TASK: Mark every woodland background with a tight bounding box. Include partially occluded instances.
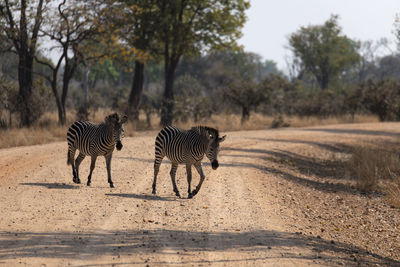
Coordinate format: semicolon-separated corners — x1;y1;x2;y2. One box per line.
1;1;400;130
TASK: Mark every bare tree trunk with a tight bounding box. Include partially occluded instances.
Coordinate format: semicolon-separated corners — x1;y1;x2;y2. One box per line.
127;61;145;121
62;58;77;122
145;111;151;128
18;54;34;127
82;66;89;107
160;59;178;126
241;106;250;124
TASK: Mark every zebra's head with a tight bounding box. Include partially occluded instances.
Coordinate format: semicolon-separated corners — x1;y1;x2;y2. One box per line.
105;113;128;151
205;128;226;170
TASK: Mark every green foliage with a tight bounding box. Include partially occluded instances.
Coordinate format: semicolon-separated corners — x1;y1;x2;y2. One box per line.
289;15;360;90
155;0;249;125
155;0;249;57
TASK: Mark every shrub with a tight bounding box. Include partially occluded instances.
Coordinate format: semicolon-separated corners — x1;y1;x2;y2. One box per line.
360;79;400;121
346;145;400;202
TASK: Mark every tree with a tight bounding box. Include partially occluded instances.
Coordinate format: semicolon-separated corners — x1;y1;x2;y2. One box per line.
156;0;249;126
37;0;116;124
114;0;156;121
376;55;400;81
223;80;265;123
288;15;360;90
0;0;49;126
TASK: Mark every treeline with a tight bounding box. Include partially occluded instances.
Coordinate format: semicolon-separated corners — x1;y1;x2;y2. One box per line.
1;2;400;129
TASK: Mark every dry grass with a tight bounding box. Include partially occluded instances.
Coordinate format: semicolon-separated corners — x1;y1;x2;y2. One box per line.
138;113;378;132
285;114;378;127
0;111;379;149
385;181;400;208
0;126;66;149
346;145;400;208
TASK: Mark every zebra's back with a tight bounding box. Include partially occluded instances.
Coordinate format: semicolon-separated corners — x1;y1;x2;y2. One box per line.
67;121;113;156
155;126;207;164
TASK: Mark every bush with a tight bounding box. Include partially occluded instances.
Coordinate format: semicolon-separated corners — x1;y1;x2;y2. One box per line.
347;145;400;196
0;77;52;127
360;79;400;121
173;75;213;123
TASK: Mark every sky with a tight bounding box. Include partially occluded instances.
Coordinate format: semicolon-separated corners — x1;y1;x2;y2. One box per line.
238;0;400;71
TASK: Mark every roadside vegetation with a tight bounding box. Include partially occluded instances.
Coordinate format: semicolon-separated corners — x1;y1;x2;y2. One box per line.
346;144;400;208
0;110;378;149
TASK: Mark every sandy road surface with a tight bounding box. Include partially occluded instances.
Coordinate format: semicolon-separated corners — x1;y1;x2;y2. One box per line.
0;123;399;266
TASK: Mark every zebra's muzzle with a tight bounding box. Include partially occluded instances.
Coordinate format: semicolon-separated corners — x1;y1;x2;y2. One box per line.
116;141;123;151
211;160;219;170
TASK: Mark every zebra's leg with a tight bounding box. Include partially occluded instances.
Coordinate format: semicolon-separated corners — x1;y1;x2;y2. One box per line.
170;162;180;197
87;155;97;186
152;157;163;194
105;154;114;188
192;162;205;196
68;148;77;181
186;164;193;199
74;152;86;184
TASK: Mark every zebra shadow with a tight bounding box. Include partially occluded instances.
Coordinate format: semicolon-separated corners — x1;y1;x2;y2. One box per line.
118;157;154;163
20;182;79;190
106;193;177;202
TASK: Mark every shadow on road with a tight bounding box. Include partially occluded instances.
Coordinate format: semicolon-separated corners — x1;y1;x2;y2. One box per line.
245;137;352;153
0;229;397;266
106;193;177;202
20;182;78;190
221;146;364;196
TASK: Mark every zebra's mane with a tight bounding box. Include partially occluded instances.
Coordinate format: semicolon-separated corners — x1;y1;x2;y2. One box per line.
191;126;219;138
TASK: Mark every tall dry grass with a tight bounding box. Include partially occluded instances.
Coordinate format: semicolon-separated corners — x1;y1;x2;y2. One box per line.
346;145;400;208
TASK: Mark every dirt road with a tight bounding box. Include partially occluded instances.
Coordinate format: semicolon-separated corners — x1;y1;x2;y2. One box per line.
0;123;399;266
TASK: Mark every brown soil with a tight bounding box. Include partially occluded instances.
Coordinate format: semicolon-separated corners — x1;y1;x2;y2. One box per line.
0;122;399;266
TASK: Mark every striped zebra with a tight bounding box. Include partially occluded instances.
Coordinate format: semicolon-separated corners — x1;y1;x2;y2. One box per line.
67;113;128;188
152;125;226;198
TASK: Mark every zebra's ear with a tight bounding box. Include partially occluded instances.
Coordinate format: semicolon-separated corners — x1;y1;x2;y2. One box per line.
219;135;226;143
120;115;128;124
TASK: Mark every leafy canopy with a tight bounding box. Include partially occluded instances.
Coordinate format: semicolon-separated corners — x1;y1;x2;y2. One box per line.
289;15;360;89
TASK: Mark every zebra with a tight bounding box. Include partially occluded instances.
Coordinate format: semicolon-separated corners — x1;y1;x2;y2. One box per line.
152;125;226;198
66;113;128;188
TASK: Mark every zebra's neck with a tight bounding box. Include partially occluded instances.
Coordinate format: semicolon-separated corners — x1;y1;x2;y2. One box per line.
191;126;219;138
99;123;116;143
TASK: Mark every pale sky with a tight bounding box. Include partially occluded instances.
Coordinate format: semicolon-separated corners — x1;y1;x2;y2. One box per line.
238;0;400;71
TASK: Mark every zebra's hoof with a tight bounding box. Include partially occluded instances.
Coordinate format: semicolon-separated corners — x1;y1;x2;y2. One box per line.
175;192;181;197
188;193;193;199
152;189;157;195
73;178;81;184
109;184;115;188
87;182;91;186
191;190;198;196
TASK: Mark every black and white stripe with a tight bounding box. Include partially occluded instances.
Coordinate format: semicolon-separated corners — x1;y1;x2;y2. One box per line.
67;113;127;188
152;125;226;198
